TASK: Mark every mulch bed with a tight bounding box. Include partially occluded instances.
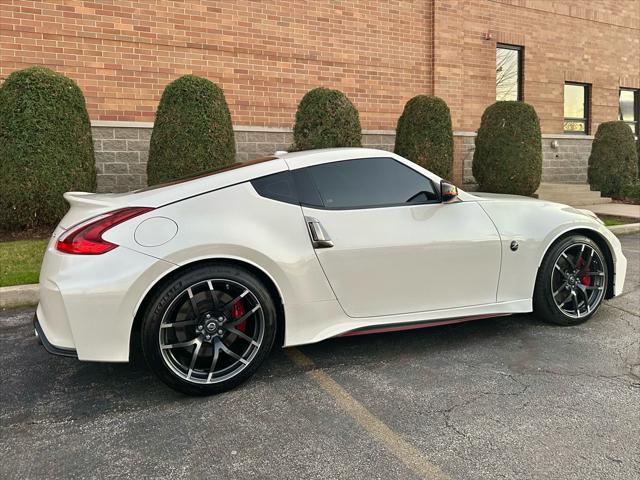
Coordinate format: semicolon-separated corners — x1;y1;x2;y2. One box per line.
0;228;52;243
611;197;640;205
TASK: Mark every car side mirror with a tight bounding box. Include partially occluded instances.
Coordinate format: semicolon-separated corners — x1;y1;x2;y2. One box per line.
440;180;458;202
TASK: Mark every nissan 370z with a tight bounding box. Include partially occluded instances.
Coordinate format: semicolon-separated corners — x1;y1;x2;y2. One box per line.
35;148;627;395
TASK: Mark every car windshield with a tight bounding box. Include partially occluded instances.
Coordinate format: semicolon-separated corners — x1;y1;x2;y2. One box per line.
135;156;278;192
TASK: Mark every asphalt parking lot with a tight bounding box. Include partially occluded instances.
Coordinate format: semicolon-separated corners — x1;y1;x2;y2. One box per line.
1;234;638;480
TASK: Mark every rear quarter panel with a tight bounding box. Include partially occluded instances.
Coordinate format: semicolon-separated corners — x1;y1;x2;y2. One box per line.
104;182;336;308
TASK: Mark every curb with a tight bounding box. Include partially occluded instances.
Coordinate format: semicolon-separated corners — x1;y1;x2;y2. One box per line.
0;224;638;310
608;223;640;236
0;284;39;310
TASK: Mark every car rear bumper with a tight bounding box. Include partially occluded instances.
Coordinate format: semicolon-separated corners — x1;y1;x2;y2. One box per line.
33;313;77;358
38;239;175;362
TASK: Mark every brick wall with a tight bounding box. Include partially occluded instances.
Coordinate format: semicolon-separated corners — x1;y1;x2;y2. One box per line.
0;1;431;130
436;0;640;133
1;1;638;134
1;0;637;192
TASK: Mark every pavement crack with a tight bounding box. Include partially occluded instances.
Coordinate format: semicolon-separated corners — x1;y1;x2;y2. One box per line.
430;373;532;441
605;454;624;465
603;302;640;319
514;367;639;387
4;417;76;429
442;411;469;439
433;397;476;441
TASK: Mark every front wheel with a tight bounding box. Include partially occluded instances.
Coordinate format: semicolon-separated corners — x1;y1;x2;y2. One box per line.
141;264;277;395
533;235;608;326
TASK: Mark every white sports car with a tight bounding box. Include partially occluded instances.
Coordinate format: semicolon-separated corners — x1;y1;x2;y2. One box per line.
36;148;627;395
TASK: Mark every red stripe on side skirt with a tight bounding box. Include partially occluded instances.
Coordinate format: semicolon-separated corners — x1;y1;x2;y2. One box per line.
340;314;512;337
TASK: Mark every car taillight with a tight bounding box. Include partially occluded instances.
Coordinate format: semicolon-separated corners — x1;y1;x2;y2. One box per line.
56;207;154;255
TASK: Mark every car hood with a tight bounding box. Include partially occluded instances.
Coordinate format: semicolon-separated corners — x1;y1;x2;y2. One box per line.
471;192;603;224
471;192;542;202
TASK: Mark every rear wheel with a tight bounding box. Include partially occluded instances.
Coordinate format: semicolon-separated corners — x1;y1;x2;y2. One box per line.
141;264;277;395
534;235;608;326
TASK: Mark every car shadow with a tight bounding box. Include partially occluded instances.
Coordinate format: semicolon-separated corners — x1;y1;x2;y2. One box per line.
5;311;546;424
290;312;546;369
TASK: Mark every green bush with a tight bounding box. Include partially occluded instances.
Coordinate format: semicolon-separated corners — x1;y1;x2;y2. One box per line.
587;121;638;197
394;95;453;179
618;181;640;203
472;101;542;196
148;75;235;185
636;137;640;174
0;67;96;232
292;87;361;151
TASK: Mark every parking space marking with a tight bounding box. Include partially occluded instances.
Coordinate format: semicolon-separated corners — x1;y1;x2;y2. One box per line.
286;347;449;480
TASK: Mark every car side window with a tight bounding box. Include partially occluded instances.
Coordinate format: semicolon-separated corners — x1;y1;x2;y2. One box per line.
251;171;298;205
296;157;439;209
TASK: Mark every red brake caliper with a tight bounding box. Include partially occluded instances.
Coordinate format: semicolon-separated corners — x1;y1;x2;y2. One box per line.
231;301;247;332
576;258;591;287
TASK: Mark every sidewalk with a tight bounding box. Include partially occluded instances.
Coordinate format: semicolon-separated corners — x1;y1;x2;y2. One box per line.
583;202;640;220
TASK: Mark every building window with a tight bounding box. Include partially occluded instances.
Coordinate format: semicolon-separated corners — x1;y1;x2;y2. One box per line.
619;88;639;136
564;82;590;134
496;44;523;101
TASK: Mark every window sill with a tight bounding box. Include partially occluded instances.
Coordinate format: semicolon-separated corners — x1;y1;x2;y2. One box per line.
559;132;594;139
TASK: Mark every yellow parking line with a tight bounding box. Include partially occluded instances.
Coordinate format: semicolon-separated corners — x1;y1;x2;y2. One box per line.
286;348;450;480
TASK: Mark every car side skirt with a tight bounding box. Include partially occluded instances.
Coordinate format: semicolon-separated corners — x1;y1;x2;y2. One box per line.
283;298;532;346
339;313;512;337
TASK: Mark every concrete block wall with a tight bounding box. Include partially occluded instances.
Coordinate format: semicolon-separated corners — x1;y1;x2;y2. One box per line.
91;124;397;193
459;134;478;186
541;137;593;184
92;126;151;192
462;134;594;186
362;132;396;152
234;129;293;163
91;123;594;193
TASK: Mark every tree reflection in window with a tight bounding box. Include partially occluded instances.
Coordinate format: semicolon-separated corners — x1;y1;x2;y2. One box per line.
619;89;638;136
496;45;522;101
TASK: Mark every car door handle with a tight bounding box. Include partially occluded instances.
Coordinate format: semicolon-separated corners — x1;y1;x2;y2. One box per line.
305;216;334;249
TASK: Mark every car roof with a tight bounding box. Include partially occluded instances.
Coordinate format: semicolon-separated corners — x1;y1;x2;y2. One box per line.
110;147;456;207
276;148;395;170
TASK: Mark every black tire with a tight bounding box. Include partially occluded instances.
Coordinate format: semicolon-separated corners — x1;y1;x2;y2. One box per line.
141;264;277;396
533;234;608;326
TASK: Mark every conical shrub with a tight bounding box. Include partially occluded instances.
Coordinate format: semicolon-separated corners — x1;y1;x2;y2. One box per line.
292;87;361;151
148;75;235;185
588;121;638;196
472;101;542;195
394;95;453;179
0;67;96;231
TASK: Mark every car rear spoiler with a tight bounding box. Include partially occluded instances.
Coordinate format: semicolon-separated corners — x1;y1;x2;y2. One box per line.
63;191;116;208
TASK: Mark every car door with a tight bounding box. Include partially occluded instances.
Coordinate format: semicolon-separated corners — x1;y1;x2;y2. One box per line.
293;157;502;318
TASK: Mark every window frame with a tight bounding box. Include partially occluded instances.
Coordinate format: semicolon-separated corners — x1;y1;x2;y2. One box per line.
619;88;639;136
563;81;591;135
294;157;442;211
496;43;524;102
